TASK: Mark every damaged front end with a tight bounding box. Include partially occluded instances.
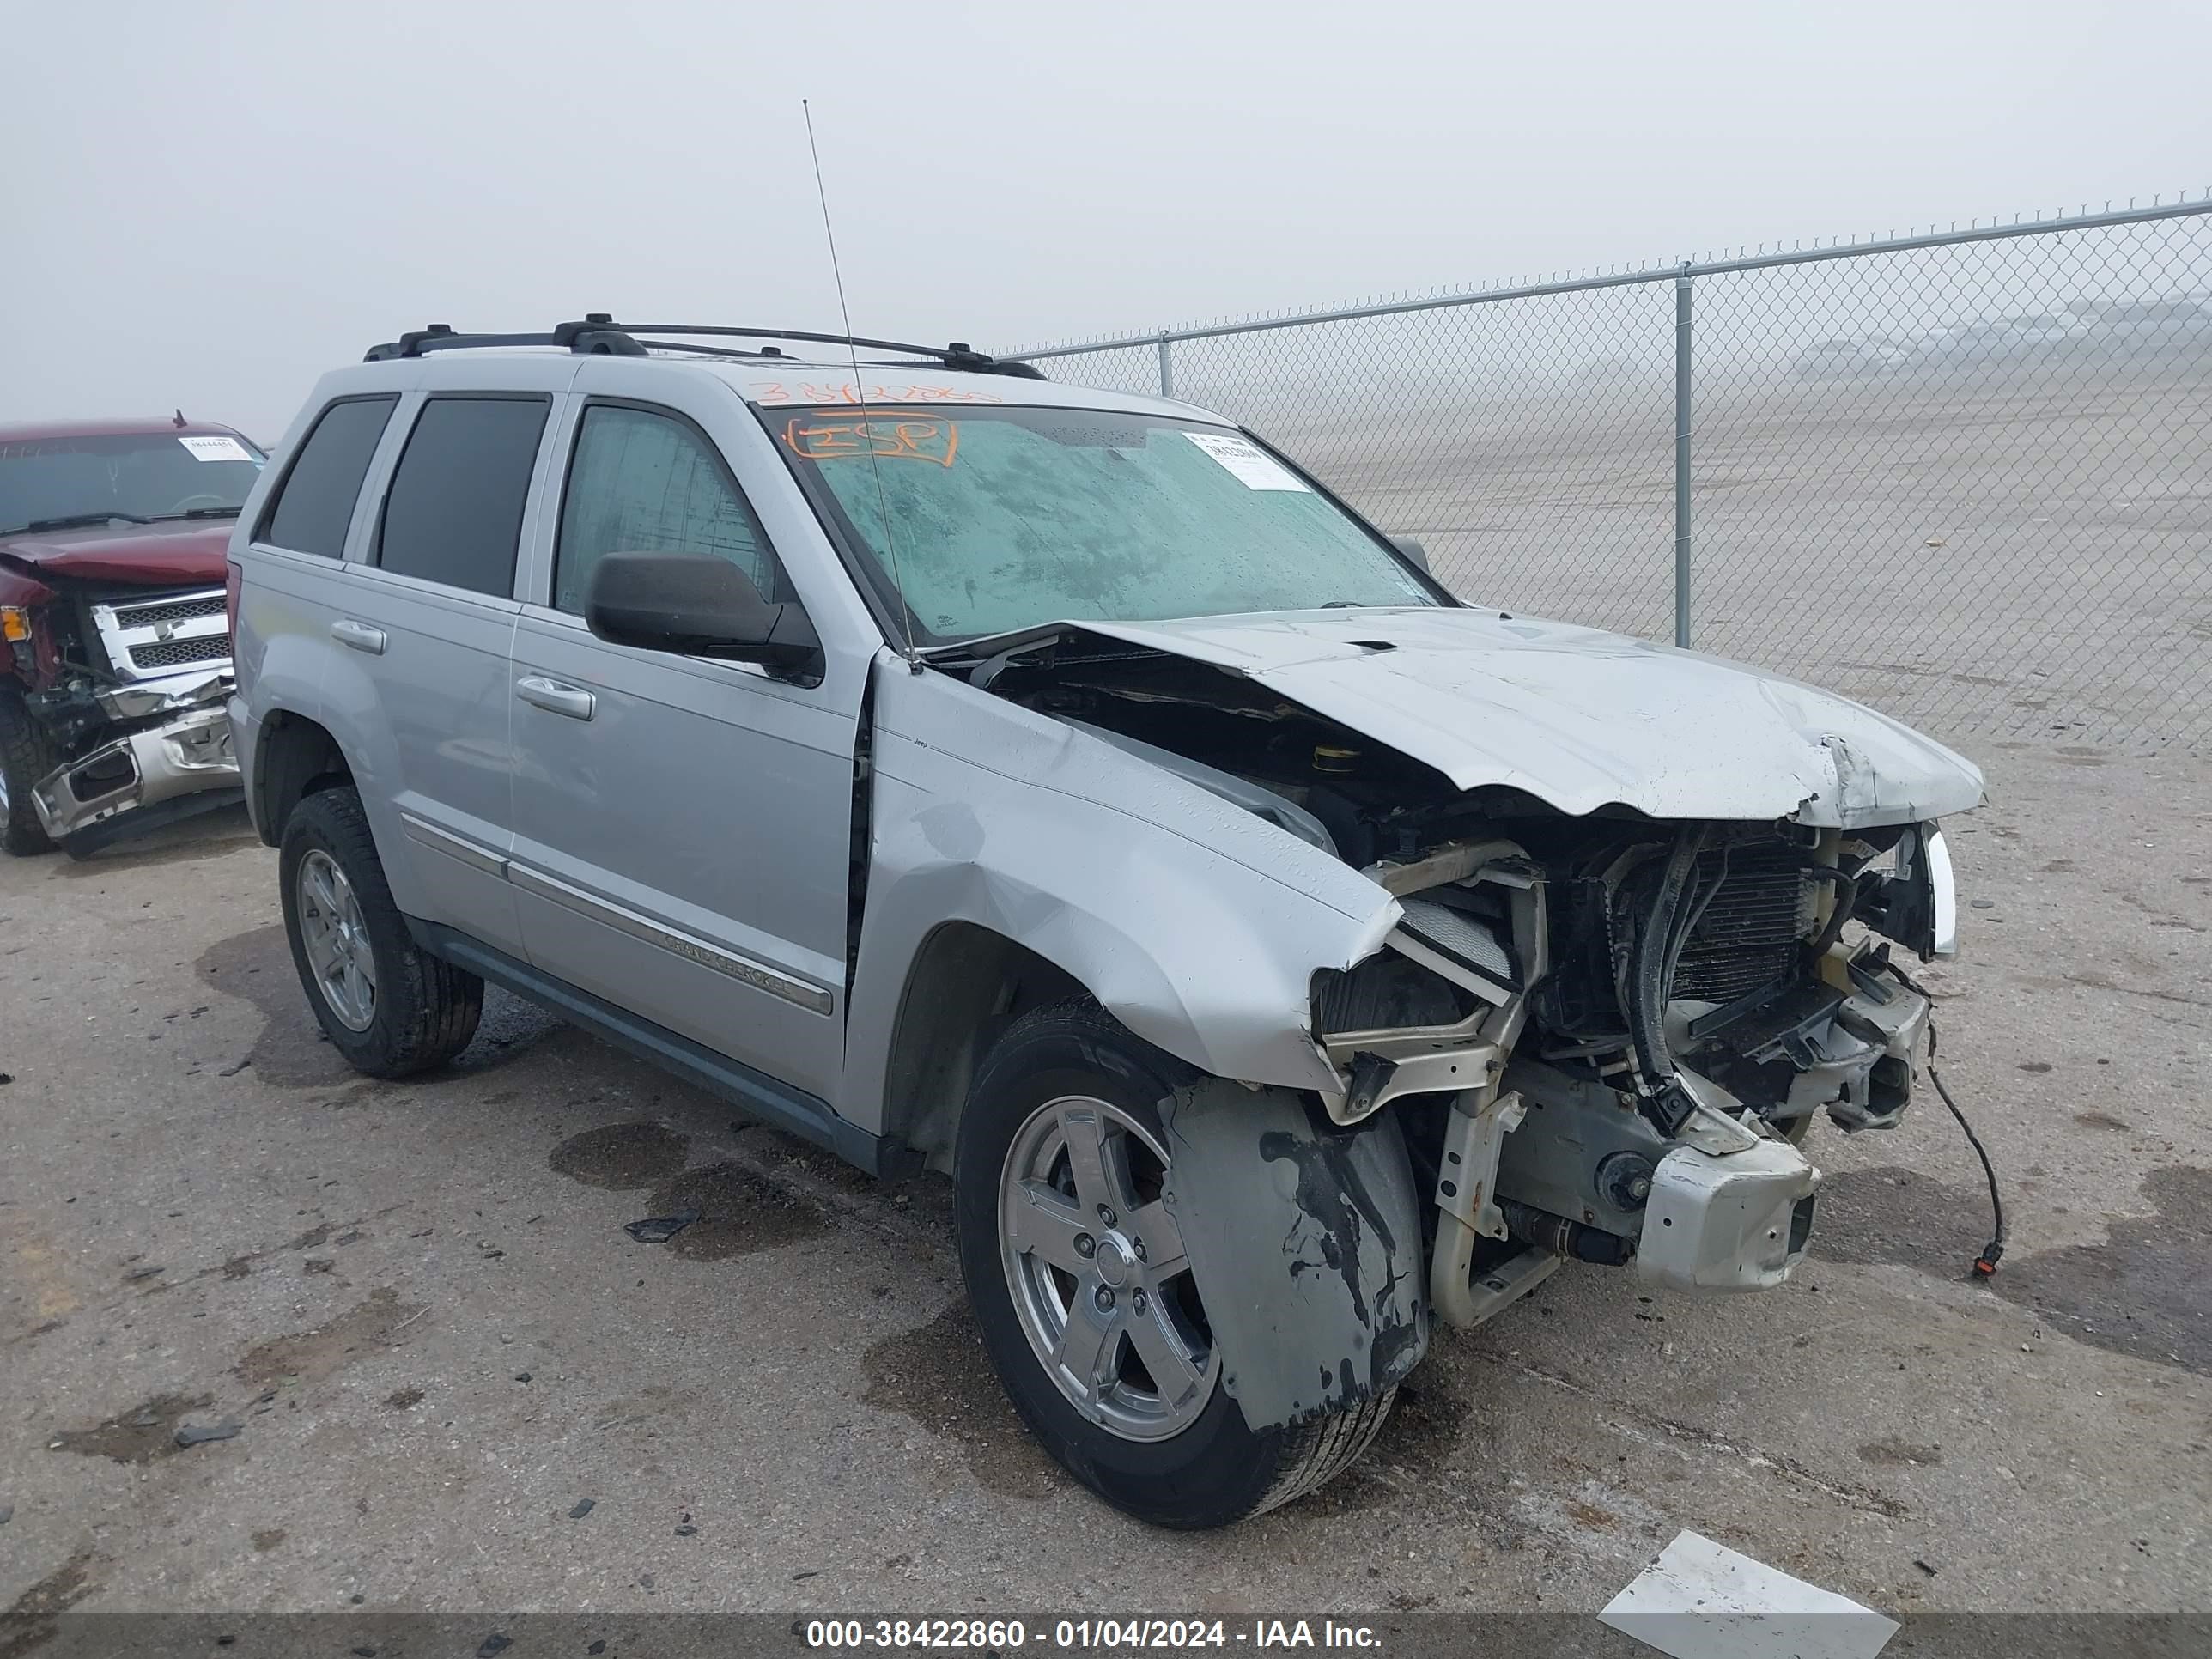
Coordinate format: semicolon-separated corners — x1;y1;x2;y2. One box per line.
1315;817;1953;1321
30;672;241;851
6;574;243;854
953;613;1976;1340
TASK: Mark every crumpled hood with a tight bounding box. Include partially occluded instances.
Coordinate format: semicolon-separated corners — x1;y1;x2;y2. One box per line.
1052;607;1984;828
0;519;233;586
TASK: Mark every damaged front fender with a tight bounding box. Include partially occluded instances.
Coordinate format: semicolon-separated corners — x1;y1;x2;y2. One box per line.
842;660;1403;1129
1159;1079;1428;1432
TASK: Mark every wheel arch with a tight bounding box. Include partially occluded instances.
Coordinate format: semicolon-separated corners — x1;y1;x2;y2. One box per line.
878;920;1086;1174
252;709;354;848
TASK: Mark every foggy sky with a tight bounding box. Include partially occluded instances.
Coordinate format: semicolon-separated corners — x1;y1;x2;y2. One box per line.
8;0;2208;436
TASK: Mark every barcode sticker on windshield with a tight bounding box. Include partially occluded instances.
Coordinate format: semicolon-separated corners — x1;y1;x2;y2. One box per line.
1184;432;1309;490
178;434;252;464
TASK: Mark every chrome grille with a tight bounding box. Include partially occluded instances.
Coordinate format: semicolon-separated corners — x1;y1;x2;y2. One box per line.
1671;842;1817;1003
89;586;230;684
111;593;226;630
128;635;233;671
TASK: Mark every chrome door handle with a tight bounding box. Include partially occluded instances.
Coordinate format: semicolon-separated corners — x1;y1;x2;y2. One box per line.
330;619;386;654
516;676;596;720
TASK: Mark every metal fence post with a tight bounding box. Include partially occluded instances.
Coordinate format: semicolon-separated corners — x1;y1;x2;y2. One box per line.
1673;263;1693;648
1157;331;1175;399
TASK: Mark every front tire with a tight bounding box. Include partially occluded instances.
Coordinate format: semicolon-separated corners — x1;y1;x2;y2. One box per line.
955;1000;1393;1528
0;682;62;856
278;787;482;1076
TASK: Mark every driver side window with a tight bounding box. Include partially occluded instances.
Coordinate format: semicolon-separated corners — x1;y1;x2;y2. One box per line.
554;404;776;615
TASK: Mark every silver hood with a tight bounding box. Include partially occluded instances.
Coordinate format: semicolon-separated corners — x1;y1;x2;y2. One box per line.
1022;607;1984;828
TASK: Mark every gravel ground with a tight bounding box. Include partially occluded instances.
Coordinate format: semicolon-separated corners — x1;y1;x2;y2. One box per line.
1;740;2206;1623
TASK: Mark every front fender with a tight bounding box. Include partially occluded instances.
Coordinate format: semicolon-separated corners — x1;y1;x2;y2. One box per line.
1160;1079;1428;1431
839;664;1401;1131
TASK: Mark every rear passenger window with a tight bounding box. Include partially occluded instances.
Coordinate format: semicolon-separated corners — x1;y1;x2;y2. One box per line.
376;396;550;599
553;404;775;615
261;396;397;557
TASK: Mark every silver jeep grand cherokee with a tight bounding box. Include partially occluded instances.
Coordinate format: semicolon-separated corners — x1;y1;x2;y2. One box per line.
227;319;1981;1528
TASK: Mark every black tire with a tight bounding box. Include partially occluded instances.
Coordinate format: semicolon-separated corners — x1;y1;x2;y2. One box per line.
955;1000;1394;1528
0;681;63;856
278;786;482;1076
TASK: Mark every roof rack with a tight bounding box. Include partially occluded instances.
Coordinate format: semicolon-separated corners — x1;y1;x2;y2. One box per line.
362;319;641;361
363;316;1047;378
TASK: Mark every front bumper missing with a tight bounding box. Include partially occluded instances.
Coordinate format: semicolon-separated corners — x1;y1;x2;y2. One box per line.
30;691;240;848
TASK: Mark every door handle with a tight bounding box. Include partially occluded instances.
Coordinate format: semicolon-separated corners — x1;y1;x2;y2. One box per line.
330;618;386;654
516;675;596;720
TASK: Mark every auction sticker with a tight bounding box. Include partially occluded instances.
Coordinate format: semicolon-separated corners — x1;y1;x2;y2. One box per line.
1183;431;1308;490
177;434;253;463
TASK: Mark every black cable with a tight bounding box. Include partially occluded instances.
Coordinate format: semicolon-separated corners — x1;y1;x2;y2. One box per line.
1664;842;1729;985
1889;963;2006;1276
1803;860;1863;961
1625;825;1709;1134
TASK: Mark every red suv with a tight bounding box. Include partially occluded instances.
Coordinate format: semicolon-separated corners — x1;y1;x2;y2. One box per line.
0;416;262;855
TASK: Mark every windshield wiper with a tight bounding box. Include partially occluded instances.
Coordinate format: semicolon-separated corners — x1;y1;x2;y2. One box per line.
13;512;155;533
152;507;243;521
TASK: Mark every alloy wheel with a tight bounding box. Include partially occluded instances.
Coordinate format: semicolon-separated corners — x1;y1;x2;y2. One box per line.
998;1094;1218;1442
297;848;377;1031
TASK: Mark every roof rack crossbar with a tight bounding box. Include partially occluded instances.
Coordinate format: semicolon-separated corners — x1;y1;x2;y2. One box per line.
363;320;645;362
362;319;1047;378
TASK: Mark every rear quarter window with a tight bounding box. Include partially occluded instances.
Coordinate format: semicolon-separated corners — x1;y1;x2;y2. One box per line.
375;396;550;599
260;396;398;557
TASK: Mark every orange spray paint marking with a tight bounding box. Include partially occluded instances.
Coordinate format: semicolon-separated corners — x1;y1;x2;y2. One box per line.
784;413;960;466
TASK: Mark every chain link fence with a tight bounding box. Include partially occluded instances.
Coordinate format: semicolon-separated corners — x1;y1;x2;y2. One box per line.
1009;198;2212;752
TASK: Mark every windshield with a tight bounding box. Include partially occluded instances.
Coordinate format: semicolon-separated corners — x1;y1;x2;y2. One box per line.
0;431;266;535
769;404;1439;643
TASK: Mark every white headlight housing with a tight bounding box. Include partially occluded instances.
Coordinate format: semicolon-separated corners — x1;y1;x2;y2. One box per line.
1919;822;1959;957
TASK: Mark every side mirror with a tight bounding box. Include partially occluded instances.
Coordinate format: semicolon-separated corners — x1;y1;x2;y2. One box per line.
1389;534;1431;573
585;551;823;683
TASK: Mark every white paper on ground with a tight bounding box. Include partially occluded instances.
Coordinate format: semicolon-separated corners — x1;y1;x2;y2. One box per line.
177;434;253;463
1600;1529;1900;1659
1182;431;1309;490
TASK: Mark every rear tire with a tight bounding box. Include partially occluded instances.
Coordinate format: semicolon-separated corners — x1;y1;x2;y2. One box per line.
278;786;482;1076
0;682;62;856
954;999;1393;1528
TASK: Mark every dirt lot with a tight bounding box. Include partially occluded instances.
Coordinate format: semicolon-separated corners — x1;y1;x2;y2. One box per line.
2;742;2207;1622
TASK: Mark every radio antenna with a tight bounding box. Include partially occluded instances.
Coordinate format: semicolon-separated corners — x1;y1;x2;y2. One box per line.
804;98;921;671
